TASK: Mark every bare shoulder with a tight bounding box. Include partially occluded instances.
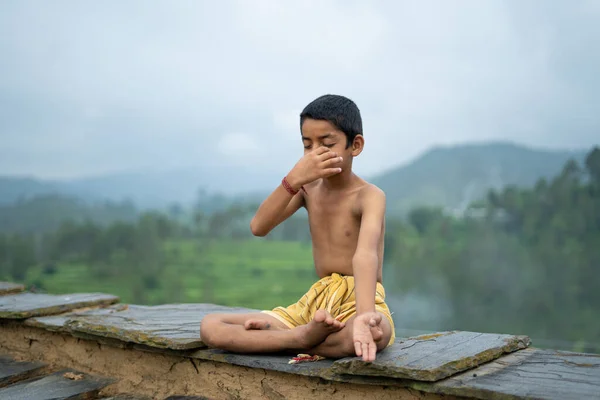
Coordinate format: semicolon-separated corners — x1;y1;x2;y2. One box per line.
357;182;386;214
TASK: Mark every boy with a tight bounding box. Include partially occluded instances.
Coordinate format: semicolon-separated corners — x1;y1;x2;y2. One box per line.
200;94;395;362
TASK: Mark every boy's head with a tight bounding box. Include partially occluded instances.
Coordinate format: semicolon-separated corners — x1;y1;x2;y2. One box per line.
299;94;363;149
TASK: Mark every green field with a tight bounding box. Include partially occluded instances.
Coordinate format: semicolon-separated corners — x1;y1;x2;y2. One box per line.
21;239;318;310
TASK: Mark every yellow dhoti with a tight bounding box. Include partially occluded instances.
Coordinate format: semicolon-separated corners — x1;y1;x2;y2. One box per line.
262;273;395;347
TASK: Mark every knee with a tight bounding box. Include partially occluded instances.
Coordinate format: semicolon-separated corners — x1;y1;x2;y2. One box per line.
200;314;221;348
340;337;357;357
322;331;356;357
376;318;393;352
376;335;391;352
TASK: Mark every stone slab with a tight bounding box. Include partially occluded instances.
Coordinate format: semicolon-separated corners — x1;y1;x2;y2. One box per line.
331;331;531;382
0;369;115;400
164;397;212;400
0;355;46;387
65;304;256;350
24;304;129;332
190;348;338;379
0;282;25;296
0;292;119;319
431;347;600;400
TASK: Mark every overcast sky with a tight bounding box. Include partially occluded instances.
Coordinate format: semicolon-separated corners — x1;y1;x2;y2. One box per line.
1;0;598;180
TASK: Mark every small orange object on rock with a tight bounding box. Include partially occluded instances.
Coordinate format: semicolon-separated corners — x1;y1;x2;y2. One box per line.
63;372;84;380
288;354;326;364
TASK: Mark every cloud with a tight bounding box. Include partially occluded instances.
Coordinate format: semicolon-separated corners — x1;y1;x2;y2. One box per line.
217;132;265;165
0;0;598;180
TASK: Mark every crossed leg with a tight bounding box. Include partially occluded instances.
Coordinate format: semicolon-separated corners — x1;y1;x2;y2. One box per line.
200;309;392;360
200;310;345;354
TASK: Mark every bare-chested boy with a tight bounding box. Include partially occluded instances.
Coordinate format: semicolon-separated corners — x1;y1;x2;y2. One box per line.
200;94;394;362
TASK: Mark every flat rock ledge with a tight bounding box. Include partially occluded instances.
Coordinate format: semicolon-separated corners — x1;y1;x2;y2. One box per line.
0;292;119;319
331;331;531;381
0;282;25;296
64;304;256;350
1;283;599;400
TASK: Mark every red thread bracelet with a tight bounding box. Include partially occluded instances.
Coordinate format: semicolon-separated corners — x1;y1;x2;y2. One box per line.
282;177;305;195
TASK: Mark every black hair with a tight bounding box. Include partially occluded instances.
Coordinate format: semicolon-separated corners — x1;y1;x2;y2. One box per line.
299;94;362;148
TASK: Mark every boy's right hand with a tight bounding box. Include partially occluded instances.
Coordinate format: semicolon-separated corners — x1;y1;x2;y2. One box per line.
287;147;343;190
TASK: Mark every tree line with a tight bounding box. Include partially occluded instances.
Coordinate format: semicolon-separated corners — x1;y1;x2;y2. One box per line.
386;147;600;351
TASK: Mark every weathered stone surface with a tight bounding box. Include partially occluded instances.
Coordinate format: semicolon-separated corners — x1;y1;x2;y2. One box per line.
0;369;115;400
430;347;600;400
0;292;119;319
24;304;129;332
331;331;531;381
164;397;212;400
71;331;135;349
0;282;25;296
190;348;337;379
0;355;46;387
66;304;256;350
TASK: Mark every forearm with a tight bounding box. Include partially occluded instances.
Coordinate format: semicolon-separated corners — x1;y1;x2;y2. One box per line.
352;252;379;315
250;179;301;236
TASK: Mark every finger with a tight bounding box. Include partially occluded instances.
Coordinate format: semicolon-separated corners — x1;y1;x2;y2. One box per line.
322;168;342;178
314;146;331;155
370;314;382;327
362;343;369;361
317;150;337;160
323;156;343;167
354;341;362;357
369;342;377;362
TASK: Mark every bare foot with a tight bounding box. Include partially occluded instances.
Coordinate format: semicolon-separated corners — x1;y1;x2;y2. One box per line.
294;310;345;349
244;319;273;330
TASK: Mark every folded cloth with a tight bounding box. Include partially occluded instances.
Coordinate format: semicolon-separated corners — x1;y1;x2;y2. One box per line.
263;272;395;347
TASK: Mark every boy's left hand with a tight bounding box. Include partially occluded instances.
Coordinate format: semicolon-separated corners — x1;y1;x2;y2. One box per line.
353;312;382;362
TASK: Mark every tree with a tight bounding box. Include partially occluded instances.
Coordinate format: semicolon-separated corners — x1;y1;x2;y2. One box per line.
585;146;600;184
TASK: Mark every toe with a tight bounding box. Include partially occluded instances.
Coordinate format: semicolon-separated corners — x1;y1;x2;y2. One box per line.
314;310;327;323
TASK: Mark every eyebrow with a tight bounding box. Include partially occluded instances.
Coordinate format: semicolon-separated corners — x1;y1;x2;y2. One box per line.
302;133;334;141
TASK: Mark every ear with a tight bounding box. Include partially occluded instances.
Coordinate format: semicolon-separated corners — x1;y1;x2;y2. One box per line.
351;135;364;157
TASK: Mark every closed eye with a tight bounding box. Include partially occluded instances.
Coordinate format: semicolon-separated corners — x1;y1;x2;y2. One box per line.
304;143;335;149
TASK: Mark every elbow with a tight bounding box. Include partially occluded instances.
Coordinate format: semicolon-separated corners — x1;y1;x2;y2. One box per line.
250;218;268;237
352;252;379;269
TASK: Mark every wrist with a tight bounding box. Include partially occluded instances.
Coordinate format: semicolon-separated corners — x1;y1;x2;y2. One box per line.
285;172;303;192
356;307;376;316
282;176;301;196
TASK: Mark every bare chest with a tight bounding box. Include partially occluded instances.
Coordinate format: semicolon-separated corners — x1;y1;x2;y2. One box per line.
305;192;361;242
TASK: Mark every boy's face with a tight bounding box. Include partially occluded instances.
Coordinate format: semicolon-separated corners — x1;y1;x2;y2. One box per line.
300;119;363;167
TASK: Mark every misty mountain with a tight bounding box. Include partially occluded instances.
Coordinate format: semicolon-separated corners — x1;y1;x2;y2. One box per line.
371;141;588;215
0;142;589;214
0;166;279;209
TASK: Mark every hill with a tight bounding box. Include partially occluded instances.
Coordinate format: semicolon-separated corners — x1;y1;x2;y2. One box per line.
0;167;277;209
371;141;588;215
1;141;590;215
0;194;138;234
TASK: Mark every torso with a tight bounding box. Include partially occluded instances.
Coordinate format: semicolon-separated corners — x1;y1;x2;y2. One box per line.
302;176;385;282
